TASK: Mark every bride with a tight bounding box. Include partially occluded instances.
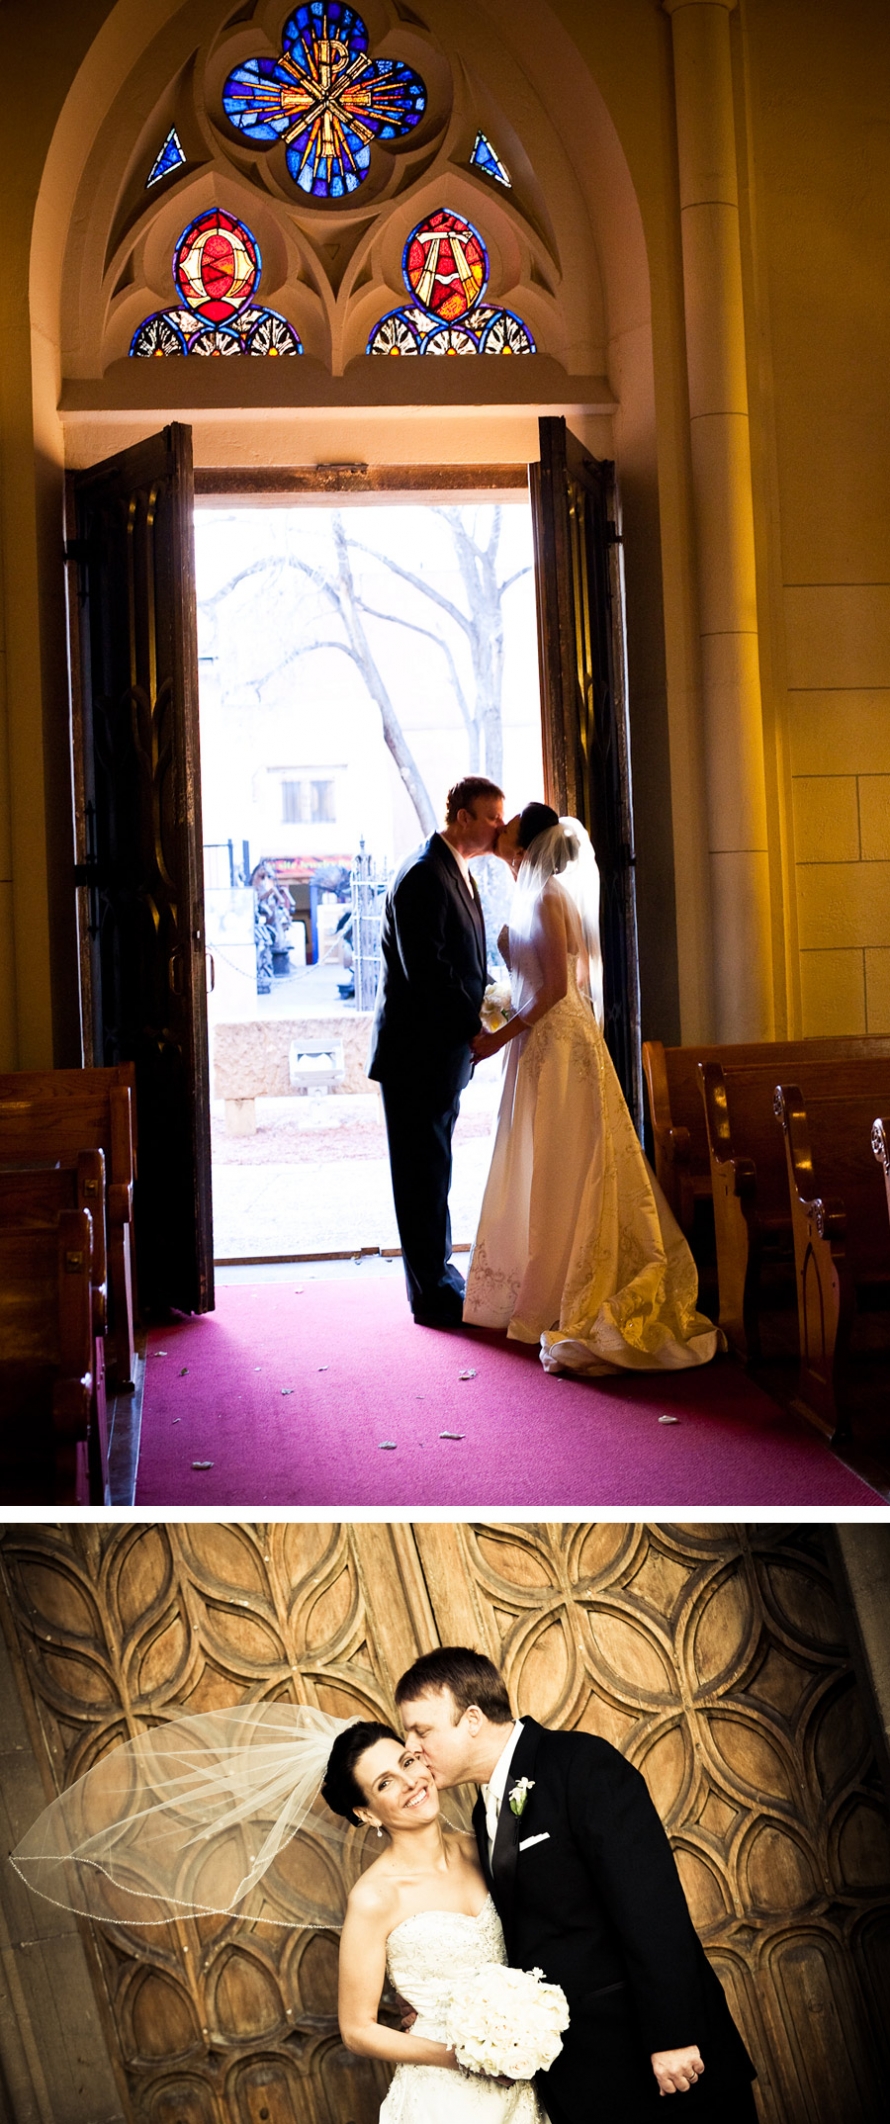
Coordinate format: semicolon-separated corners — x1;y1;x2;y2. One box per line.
324;1720;543;2120
11;1704;545;2124
463;803;721;1375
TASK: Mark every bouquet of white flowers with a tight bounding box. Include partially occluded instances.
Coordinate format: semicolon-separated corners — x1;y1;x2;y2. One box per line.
480;979;514;1032
445;1962;569;2081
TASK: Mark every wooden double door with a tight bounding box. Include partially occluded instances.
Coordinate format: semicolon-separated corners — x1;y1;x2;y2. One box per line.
2;1522;889;2124
68;420;639;1309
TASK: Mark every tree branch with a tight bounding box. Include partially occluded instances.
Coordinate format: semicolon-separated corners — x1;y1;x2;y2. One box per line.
343;538;471;635
354;601;474;740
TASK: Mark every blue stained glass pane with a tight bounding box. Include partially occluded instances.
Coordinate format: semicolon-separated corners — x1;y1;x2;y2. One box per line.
222;57;295;141
282;3;370;66
146;128;186;187
470;131;511;187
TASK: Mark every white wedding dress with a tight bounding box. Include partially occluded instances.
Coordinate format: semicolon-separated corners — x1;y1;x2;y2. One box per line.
463;919;722;1375
379;1895;544;2123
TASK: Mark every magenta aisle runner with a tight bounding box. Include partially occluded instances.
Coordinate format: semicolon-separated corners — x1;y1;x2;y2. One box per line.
133;1278;882;1508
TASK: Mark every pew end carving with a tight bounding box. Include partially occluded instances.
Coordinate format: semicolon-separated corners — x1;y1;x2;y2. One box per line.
698;1061;793;1360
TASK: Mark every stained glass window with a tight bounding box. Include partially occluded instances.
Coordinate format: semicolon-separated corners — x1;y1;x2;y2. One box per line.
146;127;186;187
469;132;511;187
222;5;426;200
367;208;535;357
130;209;303;357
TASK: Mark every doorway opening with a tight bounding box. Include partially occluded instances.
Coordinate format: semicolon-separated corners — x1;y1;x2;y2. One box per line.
195;495;544;1263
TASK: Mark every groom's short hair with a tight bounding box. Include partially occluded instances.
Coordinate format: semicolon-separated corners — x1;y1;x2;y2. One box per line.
395;1647;513;1724
445;777;504;823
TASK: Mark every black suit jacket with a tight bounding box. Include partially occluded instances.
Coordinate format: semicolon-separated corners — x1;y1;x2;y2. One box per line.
474;1720;754;2123
367;834;487;1097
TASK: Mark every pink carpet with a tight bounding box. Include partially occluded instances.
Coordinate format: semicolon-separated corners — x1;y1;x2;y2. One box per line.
133;1276;884;1506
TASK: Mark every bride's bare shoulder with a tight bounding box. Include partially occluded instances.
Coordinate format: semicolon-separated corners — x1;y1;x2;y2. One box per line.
346;1857;400;1923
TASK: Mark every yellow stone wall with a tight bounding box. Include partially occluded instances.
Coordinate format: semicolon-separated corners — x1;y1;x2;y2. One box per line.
736;0;890;1035
1;0;889;1064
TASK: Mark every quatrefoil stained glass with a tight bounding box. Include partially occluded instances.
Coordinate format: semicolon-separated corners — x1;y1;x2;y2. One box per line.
222;4;426;199
367;208;535;356
130;208;303;357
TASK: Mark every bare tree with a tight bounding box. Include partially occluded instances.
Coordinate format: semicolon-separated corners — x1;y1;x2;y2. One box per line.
350;505;530;785
198;507;531;835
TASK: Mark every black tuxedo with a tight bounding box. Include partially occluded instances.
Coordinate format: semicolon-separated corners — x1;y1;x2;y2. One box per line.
367;834;487;1316
474;1720;756;2124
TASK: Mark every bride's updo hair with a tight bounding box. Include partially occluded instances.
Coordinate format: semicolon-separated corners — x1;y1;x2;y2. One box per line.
517;802;559;853
322;1720;403;1825
518;802;580;873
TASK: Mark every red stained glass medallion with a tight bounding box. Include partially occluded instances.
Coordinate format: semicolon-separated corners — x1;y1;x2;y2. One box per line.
173;210;261;324
402;209;488;324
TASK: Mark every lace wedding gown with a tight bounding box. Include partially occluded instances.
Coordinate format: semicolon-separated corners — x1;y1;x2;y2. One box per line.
380;1896;544;2123
463;934;722;1376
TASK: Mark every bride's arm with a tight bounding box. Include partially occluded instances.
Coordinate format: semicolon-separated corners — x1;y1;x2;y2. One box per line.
472;888;567;1059
338;1892;459;2070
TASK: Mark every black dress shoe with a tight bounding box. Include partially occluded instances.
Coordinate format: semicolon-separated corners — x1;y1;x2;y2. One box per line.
412;1296;465;1327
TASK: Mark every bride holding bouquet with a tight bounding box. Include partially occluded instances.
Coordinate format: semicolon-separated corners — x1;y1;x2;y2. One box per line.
11;1704;564;2124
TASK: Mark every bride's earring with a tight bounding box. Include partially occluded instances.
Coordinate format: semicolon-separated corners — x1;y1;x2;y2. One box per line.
376;1824;383;1838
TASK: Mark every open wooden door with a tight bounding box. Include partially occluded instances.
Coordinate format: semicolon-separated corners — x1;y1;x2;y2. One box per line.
67;423;213;1314
530;416;643;1129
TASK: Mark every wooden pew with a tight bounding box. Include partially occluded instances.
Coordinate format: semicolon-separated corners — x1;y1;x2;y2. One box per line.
0;1068;136;1389
698;1060;795;1358
643;1036;890;1231
0;1149;108;1334
0;1152;110;1502
699;1056;890;1363
776;1082;890;1439
0;1208;107;1504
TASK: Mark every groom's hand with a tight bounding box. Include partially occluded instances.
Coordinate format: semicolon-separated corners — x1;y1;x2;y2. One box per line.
394;1994;418;2032
650;2046;705;2096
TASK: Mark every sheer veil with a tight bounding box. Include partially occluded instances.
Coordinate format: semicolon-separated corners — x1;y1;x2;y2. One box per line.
10;1703;382;1930
512;816;603;1026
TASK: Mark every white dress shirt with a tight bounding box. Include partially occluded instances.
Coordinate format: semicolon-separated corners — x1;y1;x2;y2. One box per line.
480;1720;524;1856
437;831;476;900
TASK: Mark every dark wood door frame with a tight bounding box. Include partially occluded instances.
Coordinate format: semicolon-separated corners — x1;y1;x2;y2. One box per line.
530;415;642;1129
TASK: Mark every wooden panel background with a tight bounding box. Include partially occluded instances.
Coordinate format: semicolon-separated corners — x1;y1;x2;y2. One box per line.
1;1524;888;2124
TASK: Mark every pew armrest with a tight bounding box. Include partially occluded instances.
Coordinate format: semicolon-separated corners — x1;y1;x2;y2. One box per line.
773;1084;847;1238
642;1040;674;1135
108;1180;133;1225
653;1122;692;1168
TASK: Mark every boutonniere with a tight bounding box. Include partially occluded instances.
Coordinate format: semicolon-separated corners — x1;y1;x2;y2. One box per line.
508;1777;535;1818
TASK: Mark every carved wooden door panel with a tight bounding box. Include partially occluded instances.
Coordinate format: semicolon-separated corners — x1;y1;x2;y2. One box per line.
67;424;213;1313
1;1525;889;2124
0;1525;431;2124
530;417;643;1128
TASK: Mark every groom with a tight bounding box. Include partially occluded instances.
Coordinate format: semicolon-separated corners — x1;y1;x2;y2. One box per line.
368;777;504;1326
396;1647;757;2122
